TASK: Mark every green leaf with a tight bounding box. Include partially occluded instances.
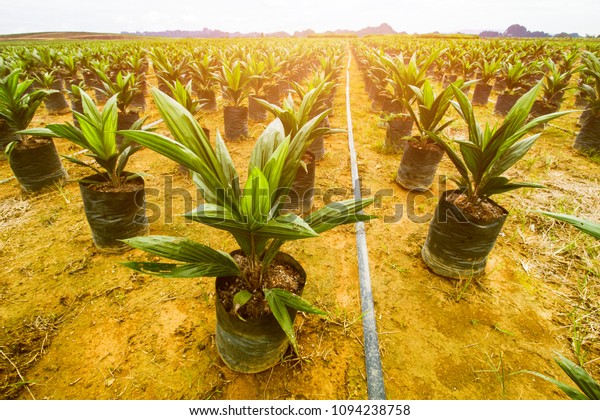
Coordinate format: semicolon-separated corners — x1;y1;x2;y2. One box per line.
258;213;319;240
124;88;239;213
304;198;375;234
121;236;241;277
487;134;540;180
240;166;271;229
60;155;102;174
482;180;544;197
264;287;296;352
426;130;470;183
150;88;209;158
524;369;588;400
214;130;239;192
540;212;600;239
554;354;600;399
249;118;287;170
264;288;327;316
119;130;211;178
264;288;326;353
261;137;290;203
184;204;252;255
233;290;252;315
121;261;239;278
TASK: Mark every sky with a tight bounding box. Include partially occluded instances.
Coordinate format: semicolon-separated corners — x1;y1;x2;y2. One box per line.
1;0;598;36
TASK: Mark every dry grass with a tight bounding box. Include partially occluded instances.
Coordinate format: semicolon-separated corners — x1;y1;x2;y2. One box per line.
0;314;60;399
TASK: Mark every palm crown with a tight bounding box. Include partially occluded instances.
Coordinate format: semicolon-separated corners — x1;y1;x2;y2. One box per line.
0;69;54;149
428;82;571;204
118;88;373;351
20;90;145;187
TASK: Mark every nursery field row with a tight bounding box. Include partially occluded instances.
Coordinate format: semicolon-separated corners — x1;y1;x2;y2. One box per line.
0;36;598;400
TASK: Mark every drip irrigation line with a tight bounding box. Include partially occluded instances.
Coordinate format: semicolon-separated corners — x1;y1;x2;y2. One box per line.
345;49;386;400
0;119;163;185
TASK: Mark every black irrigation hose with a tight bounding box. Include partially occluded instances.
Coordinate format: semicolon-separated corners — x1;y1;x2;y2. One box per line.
345;50;386;400
0;119;164;185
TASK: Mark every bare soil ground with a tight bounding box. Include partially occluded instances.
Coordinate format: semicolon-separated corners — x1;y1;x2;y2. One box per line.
0;51;598;400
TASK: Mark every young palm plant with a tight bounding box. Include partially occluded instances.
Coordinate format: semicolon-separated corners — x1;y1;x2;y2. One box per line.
32;70;70;115
473;57;501;106
493;60;532;116
380;51;441;151
96;70;143;143
215;60;251;140
165;78;210;175
395;80;460;191
531;59;578;118
119;88;373;372
0;69;67;192
290;75;337;160
422;82;571;279
189;53;218;110
20;90;149;250
22;90;144;188
256;86;344;213
246;54;269;121
574;51;600;153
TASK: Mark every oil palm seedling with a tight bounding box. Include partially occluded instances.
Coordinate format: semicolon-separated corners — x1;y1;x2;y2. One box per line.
256;86;344;214
493;60;532;116
167;78;206;118
32;70;70;115
0;69;67;192
473;57;501;106
20;90;149;251
119;88;373;373
124;49;148;111
558;48;580;77
395;80;462;191
441;51;462;88
31;46;59;76
59;51;82;90
380;51;441;152
530;59;578;118
165;78;210;174
457;56;476;93
89;59;112;104
290;75;337;160
262;51;285;107
314;52;344;115
148;47;190;97
422;82;571;279
215;60;251;140
189;52;218;111
96;70;143;143
574;51;600;153
246;54;270;121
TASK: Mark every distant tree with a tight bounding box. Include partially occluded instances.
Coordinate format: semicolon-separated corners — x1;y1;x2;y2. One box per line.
480;30;502;38
504;24;529;37
529;31;549;37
